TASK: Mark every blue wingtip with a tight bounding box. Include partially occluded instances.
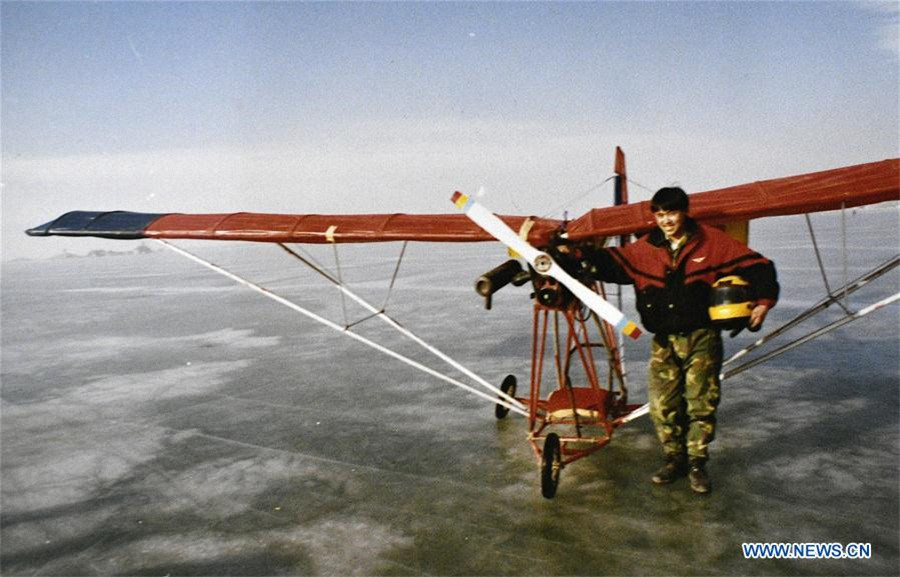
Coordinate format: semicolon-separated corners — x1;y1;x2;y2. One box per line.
25;211;169;239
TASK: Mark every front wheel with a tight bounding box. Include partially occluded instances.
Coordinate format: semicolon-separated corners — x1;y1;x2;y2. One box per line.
495;374;517;420
541;433;562;499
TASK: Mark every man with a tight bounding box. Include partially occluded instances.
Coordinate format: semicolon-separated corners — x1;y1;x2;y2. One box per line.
577;186;778;494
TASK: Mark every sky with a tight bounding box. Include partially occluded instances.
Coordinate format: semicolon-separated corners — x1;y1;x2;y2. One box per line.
2;1;898;261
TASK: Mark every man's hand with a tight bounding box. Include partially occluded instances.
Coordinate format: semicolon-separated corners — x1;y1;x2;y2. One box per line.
749;304;770;329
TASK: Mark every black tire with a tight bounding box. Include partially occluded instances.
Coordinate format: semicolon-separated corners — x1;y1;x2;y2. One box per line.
495;374;517;420
541;433;562;499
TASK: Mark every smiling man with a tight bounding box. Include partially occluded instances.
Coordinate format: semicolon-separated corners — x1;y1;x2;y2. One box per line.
578;187;779;494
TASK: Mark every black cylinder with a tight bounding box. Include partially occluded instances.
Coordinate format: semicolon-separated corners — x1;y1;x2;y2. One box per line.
475;259;524;297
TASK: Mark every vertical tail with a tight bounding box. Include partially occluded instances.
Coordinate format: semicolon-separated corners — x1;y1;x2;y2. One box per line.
613;147;630;248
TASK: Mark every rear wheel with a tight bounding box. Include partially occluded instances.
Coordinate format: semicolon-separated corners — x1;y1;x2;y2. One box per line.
541;433;562;499
495;374;517;420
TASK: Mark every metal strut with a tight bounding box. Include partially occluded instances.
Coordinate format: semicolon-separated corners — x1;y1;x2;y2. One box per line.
595;280;628;398
381;241;408;312
156;240;528;417
277;243;525;411
805;214;852;315
723;292;900;380
332;243;351;328
724;255;900;366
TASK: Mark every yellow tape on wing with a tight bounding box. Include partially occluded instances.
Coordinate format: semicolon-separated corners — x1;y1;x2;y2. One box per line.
508;218;534;259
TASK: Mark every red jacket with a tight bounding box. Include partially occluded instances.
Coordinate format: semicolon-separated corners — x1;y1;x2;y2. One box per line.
582;219;778;335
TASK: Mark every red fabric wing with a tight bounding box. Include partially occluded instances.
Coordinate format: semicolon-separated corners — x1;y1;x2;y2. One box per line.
145;212;564;245
567;158;899;241
28;158;897;248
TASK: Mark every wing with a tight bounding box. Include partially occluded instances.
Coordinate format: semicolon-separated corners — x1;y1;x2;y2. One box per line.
26;211;564;246
566;158;899;241
26;158;897;246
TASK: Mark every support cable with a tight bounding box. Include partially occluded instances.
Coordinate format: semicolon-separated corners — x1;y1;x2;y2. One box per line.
841;202;849;309
278;243;526;410
381;241;408;312
724;255;899;366
293;244;334;280
805;214;852;315
596;280;628;395
278;244;338;283
624;176;656;195
344;311;383;331
156;240;528;416
622;291;899;425
332;244;351;328
539;176;616;220
722;292;900;380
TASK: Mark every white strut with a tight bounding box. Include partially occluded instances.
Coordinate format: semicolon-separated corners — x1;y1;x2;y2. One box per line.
277;243;526;411
156;239;529;417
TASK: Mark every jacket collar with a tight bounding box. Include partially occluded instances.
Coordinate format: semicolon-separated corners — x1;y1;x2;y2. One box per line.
648;216;699;247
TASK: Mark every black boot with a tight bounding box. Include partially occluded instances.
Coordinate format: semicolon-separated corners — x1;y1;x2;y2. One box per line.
651;455;687;484
689;459;711;494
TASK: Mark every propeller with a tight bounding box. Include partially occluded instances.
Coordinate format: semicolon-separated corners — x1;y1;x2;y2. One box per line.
451;191;642;340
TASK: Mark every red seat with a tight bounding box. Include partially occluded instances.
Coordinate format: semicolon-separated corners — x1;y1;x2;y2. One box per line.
546;387;610;422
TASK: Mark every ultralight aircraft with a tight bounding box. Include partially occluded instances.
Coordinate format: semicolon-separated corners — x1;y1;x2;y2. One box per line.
26;150;900;498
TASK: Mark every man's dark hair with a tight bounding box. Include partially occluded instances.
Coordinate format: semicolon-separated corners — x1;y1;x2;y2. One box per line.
651;187;689;212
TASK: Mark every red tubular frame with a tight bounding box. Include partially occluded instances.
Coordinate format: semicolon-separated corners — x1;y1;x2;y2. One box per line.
523;300;643;468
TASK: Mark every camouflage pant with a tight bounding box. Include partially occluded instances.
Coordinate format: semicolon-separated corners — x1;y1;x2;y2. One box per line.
648;328;723;461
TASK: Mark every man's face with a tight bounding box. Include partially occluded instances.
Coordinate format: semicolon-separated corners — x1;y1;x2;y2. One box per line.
653;209;686;240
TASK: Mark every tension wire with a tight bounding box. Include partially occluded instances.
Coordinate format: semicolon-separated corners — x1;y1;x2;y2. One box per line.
380;241;408;312
539;176;617;220
805;213;852;315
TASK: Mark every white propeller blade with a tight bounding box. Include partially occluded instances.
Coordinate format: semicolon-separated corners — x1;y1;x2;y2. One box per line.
451;192;642;340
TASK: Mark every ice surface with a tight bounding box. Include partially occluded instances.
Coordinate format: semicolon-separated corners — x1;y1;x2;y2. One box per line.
2;207;897;575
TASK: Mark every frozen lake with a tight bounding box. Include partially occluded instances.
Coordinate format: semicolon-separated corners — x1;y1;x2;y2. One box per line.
2;207;898;576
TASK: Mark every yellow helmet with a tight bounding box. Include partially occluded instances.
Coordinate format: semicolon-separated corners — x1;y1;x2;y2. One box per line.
709;276;755;330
